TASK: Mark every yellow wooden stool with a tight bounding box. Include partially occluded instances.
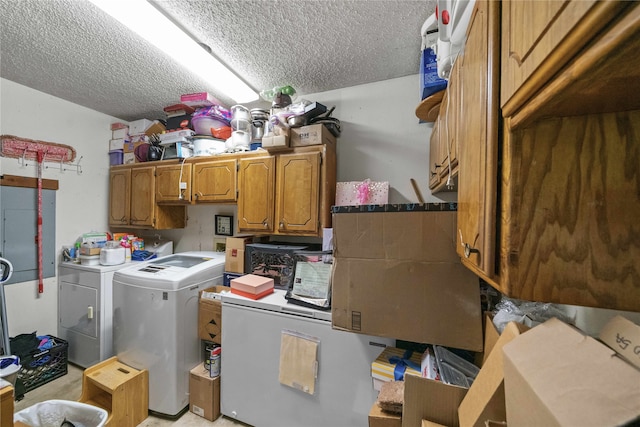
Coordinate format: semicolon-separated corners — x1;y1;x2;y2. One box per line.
78;356;148;427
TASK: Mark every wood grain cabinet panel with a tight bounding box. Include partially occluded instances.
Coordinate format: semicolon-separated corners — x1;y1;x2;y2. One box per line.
192;158;237;203
501;0;628;117
456;0;500;280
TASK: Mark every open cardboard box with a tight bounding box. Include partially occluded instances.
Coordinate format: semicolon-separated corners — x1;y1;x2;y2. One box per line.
503;317;640;427
331;208;483;351
402;317;528;427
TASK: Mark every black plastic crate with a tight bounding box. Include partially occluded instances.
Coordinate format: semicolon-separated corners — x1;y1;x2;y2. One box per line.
17;335;68;394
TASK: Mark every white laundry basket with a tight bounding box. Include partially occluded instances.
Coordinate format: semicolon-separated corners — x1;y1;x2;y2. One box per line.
13;399;108;427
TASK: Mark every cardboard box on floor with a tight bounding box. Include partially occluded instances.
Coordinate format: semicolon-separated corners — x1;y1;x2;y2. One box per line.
457;321;529;427
369;402;402;427
198;285;229;344
331;209;483;351
189;363;220;421
402;317;527;427
503;317;640;427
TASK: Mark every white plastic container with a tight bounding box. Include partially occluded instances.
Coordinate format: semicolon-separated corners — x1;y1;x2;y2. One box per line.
193;137;226;156
79;255;100;266
0;355;21;386
100;245;126;265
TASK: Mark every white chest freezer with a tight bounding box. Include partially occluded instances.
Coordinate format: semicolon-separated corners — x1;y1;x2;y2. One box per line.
112;251;225;417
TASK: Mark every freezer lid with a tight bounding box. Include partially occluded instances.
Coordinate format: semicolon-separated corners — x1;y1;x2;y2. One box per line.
222;290;332;322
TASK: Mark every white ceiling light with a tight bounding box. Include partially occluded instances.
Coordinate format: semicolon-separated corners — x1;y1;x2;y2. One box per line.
87;0;259;103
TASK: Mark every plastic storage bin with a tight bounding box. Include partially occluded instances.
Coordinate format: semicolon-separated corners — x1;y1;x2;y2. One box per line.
14;399;108;427
109;149;123;165
17;335;68;394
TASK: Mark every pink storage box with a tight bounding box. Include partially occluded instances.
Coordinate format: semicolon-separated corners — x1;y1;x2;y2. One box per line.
180;92;222;108
230;274;274;300
335;179;389;206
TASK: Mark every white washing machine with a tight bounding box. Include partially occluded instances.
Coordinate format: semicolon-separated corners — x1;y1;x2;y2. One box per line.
112;251;225;417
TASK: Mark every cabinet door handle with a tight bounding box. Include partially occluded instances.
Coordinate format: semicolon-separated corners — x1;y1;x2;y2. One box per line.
262;220;269;228
87;306;94;320
279;221;284;230
459;230;480;259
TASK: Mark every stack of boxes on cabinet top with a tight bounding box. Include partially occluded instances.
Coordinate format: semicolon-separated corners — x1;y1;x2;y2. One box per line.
107;91;342;167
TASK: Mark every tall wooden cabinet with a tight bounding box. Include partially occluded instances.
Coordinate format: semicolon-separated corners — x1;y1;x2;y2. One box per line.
456;0;501;281
431;0;640;311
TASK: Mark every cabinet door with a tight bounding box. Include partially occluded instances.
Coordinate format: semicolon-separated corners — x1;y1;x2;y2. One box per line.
129;166;155;227
156;163;192;203
275;152;320;234
237;156;275;232
192;159;237;203
456;0;500;278
109;168;131;226
428;120;442;190
501;0;626;115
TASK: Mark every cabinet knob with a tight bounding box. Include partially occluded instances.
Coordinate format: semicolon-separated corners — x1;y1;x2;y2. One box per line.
463;243;480;258
279;221;284;230
263;221;269;228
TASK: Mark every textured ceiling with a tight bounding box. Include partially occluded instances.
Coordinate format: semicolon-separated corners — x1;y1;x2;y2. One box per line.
0;0;436;121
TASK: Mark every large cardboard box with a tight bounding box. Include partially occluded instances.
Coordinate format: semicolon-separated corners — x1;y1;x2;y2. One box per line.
369;402;402;427
598;315;640;369
224;235;263;273
331;207;483;351
290;124;337;147
503;318;640;427
198;286;228;343
457;321;529;427
189;363;220;421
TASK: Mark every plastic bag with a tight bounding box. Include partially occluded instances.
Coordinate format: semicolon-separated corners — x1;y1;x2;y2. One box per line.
492;297;574;333
13;400;108;427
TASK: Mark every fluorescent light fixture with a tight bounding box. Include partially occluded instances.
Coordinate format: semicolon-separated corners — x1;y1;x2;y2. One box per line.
87;0;259;103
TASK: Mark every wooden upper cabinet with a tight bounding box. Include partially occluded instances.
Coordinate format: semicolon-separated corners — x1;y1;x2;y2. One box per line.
109;168;131;226
109;164;186;230
275;152;320;235
129;166;156;227
156;163;192;203
501;0;628;117
192;159;237;203
456;0;500;280
237;156;276;233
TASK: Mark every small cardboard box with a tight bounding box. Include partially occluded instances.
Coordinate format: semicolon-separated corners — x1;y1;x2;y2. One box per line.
372;347;422;391
128;118;153;136
598;315;640;369
261;133;289;150
230;274;274;300
290;124;337;147
189;363;220;421
331;208;483;351
109;138;127;151
404;375;467;427
369;402;402;427
198;286;228;343
224;235;257;273
123;152;135;164
503;318;640;427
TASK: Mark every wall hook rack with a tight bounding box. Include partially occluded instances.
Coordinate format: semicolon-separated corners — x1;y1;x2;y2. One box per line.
18;152;83;174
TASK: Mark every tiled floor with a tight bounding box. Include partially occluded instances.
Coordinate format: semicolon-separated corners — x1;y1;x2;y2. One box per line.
13;363;249;426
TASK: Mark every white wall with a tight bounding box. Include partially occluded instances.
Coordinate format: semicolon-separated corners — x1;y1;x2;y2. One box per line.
0;78;117;337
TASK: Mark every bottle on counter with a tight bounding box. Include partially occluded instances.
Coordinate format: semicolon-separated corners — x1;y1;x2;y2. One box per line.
74;242;81;263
